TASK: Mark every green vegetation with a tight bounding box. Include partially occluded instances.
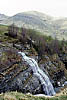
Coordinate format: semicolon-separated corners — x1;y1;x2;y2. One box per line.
0;24;67;56
27;28;67;58
0;92;67;100
0;24;8;35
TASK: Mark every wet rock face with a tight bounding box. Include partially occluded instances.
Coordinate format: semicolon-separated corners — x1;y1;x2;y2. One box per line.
39;54;67;87
0;46;67;94
0;47;22;92
59;54;67;69
11;70;42;94
0;47;42;94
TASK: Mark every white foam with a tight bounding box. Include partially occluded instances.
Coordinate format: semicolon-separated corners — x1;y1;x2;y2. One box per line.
18;52;56;96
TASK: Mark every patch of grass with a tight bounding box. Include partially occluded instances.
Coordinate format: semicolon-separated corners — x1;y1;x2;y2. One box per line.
0;92;67;100
0;24;8;36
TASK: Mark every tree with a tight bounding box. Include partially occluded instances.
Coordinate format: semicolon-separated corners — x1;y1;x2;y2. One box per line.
49;38;60;54
37;36;46;60
8;24;19;38
21;27;27;38
19;27;27;44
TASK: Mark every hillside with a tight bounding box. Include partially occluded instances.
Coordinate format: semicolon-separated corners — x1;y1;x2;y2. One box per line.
52;18;67;40
0;24;67;95
0;11;67;40
0;11;53;36
0;13;8;20
0;21;67;100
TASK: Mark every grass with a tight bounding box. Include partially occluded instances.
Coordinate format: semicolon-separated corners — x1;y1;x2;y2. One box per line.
0;92;67;100
0;24;8;35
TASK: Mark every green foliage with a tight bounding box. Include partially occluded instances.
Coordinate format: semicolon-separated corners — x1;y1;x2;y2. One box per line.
27;28;53;43
0;24;67;57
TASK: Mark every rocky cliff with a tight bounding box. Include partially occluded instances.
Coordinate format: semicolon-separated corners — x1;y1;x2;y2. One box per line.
0;27;67;95
0;44;67;94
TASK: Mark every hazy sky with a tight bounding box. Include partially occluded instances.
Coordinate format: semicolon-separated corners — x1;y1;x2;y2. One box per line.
0;0;67;17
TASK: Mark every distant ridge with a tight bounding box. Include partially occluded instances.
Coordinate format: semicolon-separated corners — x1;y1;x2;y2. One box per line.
0;13;8;20
0;11;67;40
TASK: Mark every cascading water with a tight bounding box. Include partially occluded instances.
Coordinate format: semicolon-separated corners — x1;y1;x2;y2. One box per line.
18;52;56;96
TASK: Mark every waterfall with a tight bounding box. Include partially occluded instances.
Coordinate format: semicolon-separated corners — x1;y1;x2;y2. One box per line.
18;52;56;96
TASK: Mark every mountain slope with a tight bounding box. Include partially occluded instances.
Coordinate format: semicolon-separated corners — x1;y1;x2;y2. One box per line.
0;13;8;21
52;18;67;40
0;11;67;40
0;11;53;35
